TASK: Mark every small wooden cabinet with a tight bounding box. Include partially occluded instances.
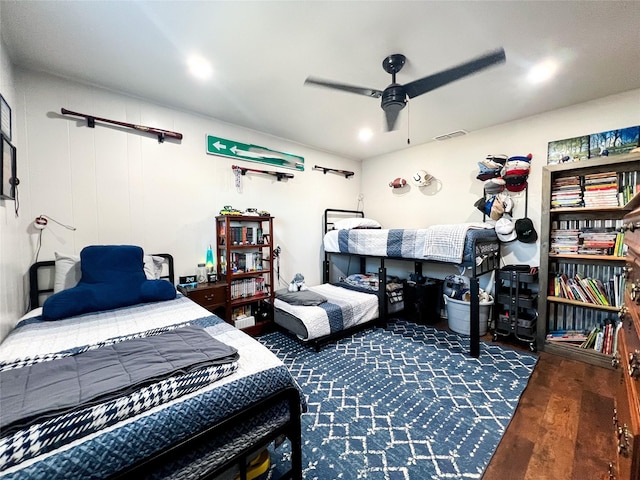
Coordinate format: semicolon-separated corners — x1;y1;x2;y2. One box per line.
179;282;227;318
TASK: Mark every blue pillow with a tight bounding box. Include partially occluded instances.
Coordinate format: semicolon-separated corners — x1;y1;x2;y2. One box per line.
42;245;176;320
80;245;146;285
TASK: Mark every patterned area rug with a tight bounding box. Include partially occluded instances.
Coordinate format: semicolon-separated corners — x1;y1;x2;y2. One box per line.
258;319;538;480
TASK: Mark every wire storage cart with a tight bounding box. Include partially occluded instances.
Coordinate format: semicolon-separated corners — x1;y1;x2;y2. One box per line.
493;265;538;351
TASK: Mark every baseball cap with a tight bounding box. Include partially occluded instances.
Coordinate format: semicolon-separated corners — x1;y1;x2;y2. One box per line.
505;180;528;192
477;171;501;181
495;217;517;242
480;159;503;170
477;161;501;174
515;217;538;243
474;197;487;213
504;172;529;183
486;154;508;165
508;154;532;163
503;162;530;175
483;196;496;216
490;198;505;221
484;180;504;195
501;195;514;214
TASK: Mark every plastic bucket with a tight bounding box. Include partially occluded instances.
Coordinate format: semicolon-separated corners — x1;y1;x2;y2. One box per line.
443;294;493;336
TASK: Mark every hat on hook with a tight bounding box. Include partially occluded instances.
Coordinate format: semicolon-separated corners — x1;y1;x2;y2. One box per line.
495;216;517;242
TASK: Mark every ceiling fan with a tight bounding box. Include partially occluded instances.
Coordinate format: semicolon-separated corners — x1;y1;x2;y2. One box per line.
304;48;506;131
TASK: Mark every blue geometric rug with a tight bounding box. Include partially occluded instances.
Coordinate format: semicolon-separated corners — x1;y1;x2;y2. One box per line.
258;319;538;480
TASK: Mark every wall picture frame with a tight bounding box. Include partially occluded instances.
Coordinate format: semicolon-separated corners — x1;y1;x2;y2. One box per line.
547;135;590;165
1;133;17;200
589;125;640;157
0;95;11;141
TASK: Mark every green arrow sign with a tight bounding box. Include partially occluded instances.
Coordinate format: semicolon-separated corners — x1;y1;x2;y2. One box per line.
206;135;304;171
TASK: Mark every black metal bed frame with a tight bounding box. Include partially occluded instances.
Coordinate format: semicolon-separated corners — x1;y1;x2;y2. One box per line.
26;255;303;480
322;208;501;358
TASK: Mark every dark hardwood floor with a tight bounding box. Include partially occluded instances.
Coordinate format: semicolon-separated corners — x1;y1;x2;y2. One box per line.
426;318;622;479
482;338;621;480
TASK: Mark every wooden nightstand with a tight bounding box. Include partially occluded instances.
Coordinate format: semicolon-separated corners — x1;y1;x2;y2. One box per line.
179;282;227;319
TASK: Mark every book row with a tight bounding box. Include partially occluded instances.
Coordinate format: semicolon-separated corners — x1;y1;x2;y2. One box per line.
219;225;265;245
550;170;639;208
550;228;625;256
230;277;267;300
220;252;265;274
551;272;625;307
546;320;621;356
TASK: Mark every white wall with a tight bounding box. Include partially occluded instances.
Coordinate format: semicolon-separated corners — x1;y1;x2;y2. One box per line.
2;59;639;342
0;68;361;340
361;88;640;281
0;24;31;342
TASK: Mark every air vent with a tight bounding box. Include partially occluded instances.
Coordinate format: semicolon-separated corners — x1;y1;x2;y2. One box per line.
433;130;468;141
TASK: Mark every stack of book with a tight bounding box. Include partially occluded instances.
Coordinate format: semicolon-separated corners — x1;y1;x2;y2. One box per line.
550;228;580;254
582;172;619;207
546;330;588;345
578;227;618;255
551;175;583;208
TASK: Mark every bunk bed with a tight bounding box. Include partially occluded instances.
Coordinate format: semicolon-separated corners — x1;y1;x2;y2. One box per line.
273;209;500;357
1;249;303;480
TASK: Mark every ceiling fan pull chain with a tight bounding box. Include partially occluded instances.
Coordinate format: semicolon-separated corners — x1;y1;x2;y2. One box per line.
407;101;411;145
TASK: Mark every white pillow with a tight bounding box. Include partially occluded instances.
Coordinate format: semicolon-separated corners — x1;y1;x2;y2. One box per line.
53;252;164;293
53;252;81;293
333;217;382;230
143;255;165;280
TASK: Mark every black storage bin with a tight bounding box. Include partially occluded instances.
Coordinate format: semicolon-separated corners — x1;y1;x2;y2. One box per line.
402;278;443;324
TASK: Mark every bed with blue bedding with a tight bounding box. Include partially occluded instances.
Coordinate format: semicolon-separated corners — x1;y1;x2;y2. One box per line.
0;252;303;480
319;209;501;358
273;283;379;345
323;222;498;266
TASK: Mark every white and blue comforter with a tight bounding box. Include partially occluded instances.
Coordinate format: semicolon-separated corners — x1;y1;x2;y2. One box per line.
323;223;496;264
0;295;302;480
274;283;378;341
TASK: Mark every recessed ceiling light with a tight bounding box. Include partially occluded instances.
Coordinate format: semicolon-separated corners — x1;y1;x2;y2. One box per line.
187;55;213;80
358;128;373;142
528;59;558;84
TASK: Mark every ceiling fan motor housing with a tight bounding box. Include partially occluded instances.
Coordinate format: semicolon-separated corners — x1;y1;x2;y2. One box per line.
381;84;407;111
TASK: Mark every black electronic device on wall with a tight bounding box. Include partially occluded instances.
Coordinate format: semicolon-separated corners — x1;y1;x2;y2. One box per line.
1;133;18;201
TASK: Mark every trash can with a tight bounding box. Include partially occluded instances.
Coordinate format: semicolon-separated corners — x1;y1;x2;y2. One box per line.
443;294;493;336
402;278;443;324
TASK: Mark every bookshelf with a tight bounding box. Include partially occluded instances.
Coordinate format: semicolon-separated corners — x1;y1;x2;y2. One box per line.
538;151;640;369
216;214;275;336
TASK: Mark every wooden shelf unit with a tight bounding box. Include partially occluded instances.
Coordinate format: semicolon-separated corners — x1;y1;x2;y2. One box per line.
538;152;640;368
216;215;275;336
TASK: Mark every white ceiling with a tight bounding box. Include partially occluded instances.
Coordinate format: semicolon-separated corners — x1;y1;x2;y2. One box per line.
2;1;640;161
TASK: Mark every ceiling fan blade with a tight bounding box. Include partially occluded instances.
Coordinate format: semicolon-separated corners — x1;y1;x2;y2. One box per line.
384;104;403;131
304;77;383;98
403;48;506;99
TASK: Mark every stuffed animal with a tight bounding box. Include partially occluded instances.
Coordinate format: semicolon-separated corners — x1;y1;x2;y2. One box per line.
288;273;309;292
